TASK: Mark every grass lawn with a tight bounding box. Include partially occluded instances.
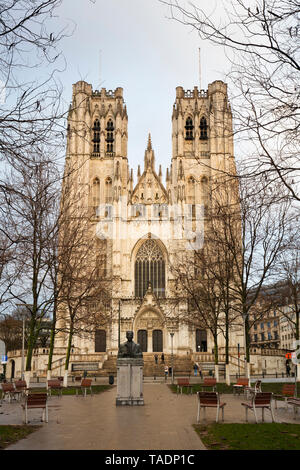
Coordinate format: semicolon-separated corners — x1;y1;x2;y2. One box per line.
194;422;300;450
0;425;39;449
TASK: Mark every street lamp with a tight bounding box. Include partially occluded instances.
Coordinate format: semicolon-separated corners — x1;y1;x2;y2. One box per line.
16;304;28;381
21;315;25;380
170;332;174;384
242;313;249;380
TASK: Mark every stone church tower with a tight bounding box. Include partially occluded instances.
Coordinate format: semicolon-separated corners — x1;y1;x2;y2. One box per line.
57;79;241;373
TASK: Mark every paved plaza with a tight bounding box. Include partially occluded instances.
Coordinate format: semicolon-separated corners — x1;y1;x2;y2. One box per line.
1;383;299;450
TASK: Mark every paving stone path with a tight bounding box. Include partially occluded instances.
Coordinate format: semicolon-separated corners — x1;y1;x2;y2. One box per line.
4;383;206;450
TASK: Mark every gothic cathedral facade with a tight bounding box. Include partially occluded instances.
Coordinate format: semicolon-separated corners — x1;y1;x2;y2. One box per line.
58;79;240;364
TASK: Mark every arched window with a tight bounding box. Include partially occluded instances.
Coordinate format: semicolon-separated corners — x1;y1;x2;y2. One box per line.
105;177;113;203
92;119;100;152
185;117;194;140
187;176;195;203
106;119;114;153
92;178;100;215
135;239;165;298
199;116;208;140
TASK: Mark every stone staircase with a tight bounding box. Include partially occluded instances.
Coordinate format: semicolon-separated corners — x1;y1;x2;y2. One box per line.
98;353;194;377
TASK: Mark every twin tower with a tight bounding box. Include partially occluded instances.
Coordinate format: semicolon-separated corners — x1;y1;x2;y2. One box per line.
65;80;235;217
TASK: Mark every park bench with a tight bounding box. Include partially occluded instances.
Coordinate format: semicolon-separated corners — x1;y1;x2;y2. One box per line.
201;378;216;392
176;377;193;395
233;377;249;396
75;378;93;397
1;383;18;403
21;393;48;424
274;384;296;409
241;392;275;423
47;379;63;397
287;398;300;420
196;391;226;423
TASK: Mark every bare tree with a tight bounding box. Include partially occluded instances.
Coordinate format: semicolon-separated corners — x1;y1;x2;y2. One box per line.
218;177;291;376
161;0;300;201
171;245;224;378
0;153;60;372
0;1;75;165
274;224;300;343
55;175;112;379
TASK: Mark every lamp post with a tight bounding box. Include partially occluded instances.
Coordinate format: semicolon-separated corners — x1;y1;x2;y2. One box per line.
170;332;174;384
242;313;249;380
118;300;121;349
21;315;25;380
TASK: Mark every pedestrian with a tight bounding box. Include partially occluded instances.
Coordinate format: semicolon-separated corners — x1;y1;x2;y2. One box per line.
193;363;198;377
198;363;203;379
154;354;158;364
169;365;172;376
164;365;168;380
286;361;291;377
161;353;165;363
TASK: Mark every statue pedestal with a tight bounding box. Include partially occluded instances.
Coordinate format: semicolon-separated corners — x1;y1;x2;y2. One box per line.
116;358;144;406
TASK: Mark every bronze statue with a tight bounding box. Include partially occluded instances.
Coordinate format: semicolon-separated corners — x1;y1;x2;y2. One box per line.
118;331;143;358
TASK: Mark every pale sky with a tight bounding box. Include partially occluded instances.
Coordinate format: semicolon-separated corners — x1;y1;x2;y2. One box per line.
56;0;230;177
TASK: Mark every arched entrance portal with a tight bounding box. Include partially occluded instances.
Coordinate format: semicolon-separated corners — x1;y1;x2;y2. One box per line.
134;309;164;353
196;329;207;352
10;360;15;379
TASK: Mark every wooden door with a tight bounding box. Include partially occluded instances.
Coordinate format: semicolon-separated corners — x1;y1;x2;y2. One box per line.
152;330;163;352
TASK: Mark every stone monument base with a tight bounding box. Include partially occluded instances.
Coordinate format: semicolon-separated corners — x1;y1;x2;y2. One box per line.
116;358;144;406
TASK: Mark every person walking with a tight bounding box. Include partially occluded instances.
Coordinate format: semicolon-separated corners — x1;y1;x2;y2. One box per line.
164;365;168;381
197;363;203;379
161;353;165;363
154;354;158;365
286;360;291;377
193;363;198;377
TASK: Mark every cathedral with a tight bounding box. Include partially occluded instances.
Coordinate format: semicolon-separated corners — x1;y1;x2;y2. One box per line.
57;79;241;370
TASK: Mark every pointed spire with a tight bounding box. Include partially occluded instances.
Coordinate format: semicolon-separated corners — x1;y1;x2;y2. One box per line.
166;168;170;182
137;165;141;179
144;133;155;171
159;165;162;181
147;133;152;151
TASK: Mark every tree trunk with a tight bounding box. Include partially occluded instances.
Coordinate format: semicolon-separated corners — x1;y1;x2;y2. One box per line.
47;304;57;371
25;318;36;371
65;319;74;371
213;335;218;365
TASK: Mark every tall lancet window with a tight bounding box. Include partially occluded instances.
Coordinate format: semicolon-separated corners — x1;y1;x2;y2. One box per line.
92;178;100;215
185;117;194;140
200;116;208;140
105;177;113;203
201;176;209;215
92;119;100;152
106;119;114;153
135;239;165;299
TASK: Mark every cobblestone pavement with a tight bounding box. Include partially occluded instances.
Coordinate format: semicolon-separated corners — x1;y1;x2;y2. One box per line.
1;385;299;450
